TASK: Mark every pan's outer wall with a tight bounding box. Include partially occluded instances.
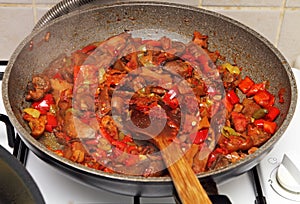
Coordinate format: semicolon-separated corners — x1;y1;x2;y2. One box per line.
2;2;296;197
0;145;44;203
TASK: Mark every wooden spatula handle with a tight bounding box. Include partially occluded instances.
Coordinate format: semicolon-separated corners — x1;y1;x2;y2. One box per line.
155;138;212;204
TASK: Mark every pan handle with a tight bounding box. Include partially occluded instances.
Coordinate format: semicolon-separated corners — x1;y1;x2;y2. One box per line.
0;114;15;148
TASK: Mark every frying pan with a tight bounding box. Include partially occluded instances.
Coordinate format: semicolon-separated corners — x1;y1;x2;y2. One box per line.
0;134;44;203
2;1;297;197
0;146;45;203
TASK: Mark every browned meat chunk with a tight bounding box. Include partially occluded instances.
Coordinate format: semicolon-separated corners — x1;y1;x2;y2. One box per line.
231;111;248;132
163;60;193;78
25;75;51;101
95;85;111;117
23;114;47;138
242;98;261;117
247;124;271;146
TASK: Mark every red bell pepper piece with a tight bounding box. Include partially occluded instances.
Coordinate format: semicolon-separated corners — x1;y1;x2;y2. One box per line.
206;147;228;168
265;106;280;121
81;44;97;54
254;119;277;134
224;95;233;112
207;152;217;168
126;145;138;154
263;120;277;134
99;128;114;143
253;90;275;108
112;141;127;151
53;72;63;80
122;135;134;143
227;89;240;105
254;119;265;128
238;76;255;94
246;82;266;97
32;94;55;115
45;112;57;132
162;87;179;109
73;65;81;80
190;129;209;144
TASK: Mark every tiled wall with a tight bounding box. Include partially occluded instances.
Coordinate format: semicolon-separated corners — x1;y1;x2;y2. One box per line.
1;0;300;68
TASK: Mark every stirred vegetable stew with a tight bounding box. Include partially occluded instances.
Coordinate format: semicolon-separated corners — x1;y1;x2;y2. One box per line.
23;31;281;176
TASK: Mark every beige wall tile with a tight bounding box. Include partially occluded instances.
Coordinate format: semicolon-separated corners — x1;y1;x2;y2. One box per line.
0;7;34;60
127;0;199;6
36;7;49;20
1;0;300;64
35;0;60;4
286;0;300;7
0;0;31;3
35;0;199;6
202;0;282;7
206;8;281;44
88;0;199;7
278;9;300;66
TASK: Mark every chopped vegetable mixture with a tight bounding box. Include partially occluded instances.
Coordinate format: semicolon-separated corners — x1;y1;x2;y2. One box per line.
23;31;281;176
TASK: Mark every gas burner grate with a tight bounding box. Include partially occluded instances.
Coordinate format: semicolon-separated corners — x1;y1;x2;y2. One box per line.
13;134;29;166
0;60;8;80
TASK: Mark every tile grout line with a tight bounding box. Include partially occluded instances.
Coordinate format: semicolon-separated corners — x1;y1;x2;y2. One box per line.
0;3;32;7
274;0;287;48
0;3;55;7
200;6;285;11
198;0;202;8
32;0;37;24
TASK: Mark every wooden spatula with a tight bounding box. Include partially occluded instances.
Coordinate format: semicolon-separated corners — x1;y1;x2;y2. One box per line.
144;128;212;204
128;111;212;204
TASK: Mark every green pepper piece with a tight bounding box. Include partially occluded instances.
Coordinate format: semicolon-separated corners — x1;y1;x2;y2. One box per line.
252;108;268;119
222;62;241;75
221;126;240;137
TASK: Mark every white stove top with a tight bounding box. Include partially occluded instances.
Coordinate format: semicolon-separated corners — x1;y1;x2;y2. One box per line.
1;65;300;204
